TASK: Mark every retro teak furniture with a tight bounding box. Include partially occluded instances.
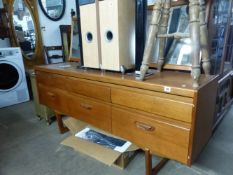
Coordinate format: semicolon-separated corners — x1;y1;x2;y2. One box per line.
35;62;218;175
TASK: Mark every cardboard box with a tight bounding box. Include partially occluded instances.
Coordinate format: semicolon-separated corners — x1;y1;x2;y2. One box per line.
61;117;139;169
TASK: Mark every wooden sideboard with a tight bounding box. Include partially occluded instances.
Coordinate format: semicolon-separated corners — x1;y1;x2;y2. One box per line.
35;62;218;174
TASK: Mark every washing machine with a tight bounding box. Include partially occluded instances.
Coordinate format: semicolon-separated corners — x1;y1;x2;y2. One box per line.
0;47;29;108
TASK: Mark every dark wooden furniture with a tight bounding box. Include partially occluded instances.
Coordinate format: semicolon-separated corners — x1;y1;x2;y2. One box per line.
35;62;218;175
0;8;10;39
44;46;64;64
208;0;233;129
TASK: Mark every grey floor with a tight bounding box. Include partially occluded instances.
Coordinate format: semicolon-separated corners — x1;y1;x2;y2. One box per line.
0;101;233;175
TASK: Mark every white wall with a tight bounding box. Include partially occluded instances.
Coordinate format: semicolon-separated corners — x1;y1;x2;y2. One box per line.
37;0;76;46
38;0;153;46
147;0;156;5
0;0;3;8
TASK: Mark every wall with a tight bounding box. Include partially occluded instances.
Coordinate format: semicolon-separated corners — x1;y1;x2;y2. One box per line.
0;0;3;8
37;0;76;46
147;0;156;5
38;0;154;46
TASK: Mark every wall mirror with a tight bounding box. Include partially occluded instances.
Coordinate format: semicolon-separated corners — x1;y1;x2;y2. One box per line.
69;17;81;62
38;0;65;21
149;5;192;71
12;0;36;59
8;0;45;69
165;6;192;67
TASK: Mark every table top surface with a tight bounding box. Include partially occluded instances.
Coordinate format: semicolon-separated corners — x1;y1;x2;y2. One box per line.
35;62;218;98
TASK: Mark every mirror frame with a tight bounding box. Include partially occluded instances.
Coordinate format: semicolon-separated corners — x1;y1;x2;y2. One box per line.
38;0;66;21
69;16;81;62
8;0;45;69
11;0;38;60
59;24;71;62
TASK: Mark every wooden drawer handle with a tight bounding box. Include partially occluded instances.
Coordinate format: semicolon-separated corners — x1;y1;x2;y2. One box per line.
80;103;92;110
47;92;55;98
135;121;155;132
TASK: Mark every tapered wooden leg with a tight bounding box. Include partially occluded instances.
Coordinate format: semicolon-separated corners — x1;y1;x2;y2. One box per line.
199;0;211;75
152;158;169;174
145;149;169;175
55;112;69;134
189;0;201;88
157;0;171;72
140;0;162;80
145;149;152;175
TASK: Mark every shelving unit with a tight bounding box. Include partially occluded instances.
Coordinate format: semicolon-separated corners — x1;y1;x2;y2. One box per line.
208;0;233;129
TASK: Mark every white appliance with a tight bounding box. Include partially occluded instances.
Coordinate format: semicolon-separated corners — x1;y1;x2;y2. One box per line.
0;47;29;108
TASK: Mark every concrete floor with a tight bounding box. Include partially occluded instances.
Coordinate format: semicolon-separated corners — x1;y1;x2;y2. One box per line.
0;101;233;175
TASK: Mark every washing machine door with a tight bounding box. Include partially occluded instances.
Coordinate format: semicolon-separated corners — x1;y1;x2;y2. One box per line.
0;61;23;92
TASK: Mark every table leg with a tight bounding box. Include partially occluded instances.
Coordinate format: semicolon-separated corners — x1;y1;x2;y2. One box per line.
140;0;162;80
145;149;152;175
145;149;168;175
199;0;211;75
189;0;201;88
55;112;69;134
152;158;169;174
157;0;171;72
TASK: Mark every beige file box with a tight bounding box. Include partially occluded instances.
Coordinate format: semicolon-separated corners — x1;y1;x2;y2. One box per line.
99;0;135;71
80;2;101;69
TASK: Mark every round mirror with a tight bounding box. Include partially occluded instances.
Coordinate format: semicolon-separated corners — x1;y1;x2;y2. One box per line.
38;0;66;21
12;0;36;60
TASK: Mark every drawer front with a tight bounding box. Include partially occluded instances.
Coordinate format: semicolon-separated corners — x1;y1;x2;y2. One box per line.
67;77;111;102
111;88;193;122
36;71;67;90
37;84;70;114
68;94;111;132
112;107;190;164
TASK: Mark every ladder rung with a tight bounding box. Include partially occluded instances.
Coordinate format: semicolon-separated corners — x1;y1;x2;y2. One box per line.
158;32;190;39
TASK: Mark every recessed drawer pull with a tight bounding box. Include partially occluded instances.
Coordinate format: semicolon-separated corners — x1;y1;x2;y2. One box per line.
135;121;155;132
80;103;92;110
47;92;55;98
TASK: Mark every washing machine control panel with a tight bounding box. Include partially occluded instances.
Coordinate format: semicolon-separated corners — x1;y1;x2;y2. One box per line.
0;49;20;59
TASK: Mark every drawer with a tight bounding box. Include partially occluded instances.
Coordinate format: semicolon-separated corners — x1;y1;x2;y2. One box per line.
112;107;190;164
111;88;194;122
67;77;111;102
68;94;111;132
37;84;70;114
36;71;67;90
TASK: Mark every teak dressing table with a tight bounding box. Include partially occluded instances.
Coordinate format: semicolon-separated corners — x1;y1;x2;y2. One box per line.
35;62;218;175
